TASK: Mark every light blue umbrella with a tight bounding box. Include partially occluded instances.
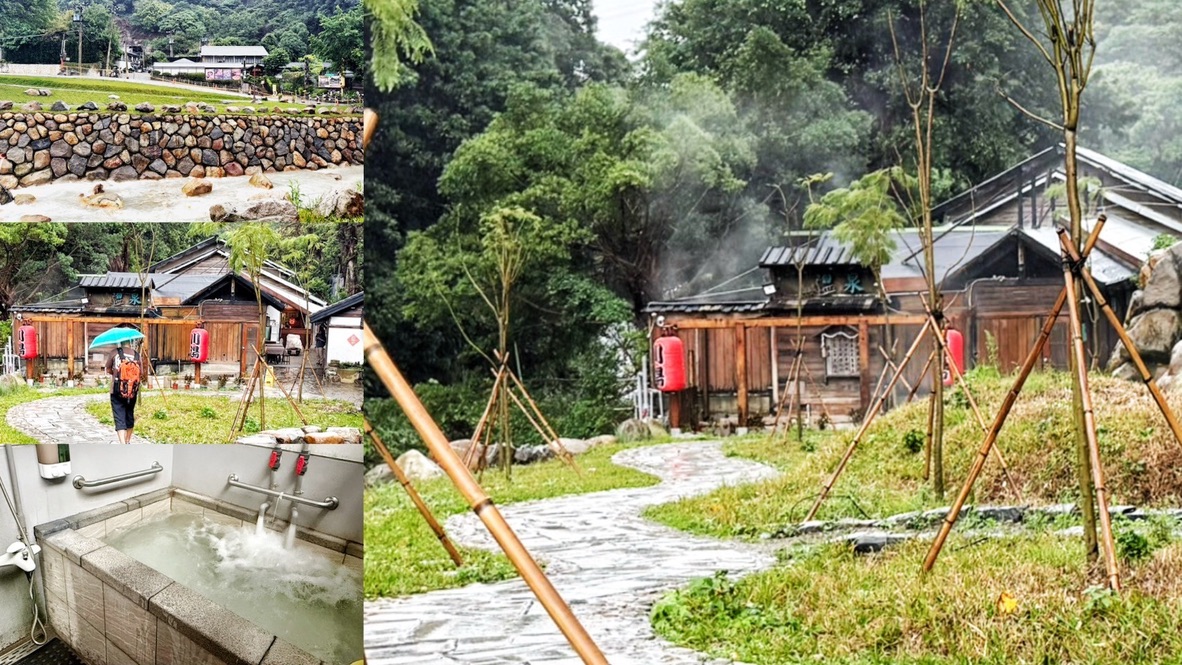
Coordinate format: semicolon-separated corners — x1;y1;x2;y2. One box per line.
88;328;144;349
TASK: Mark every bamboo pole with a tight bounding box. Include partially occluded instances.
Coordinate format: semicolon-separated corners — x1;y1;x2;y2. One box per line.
923;391;936;480
465;365;506;470
803;320;932;522
918;300;1021;501
922;221;1106;573
879;344;913;395
771;340;804;436
364;420;464;567
1060;237;1121;590
363;324;609;664
504;366;578;464
1059;227;1182;450
908;350;936;404
799;356;835;426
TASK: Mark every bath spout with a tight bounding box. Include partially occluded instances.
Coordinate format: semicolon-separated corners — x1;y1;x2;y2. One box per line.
0;540;41;574
226;474;339;510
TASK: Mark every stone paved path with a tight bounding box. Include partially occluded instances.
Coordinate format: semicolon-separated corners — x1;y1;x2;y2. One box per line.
6;394;155;444
364;441;780;664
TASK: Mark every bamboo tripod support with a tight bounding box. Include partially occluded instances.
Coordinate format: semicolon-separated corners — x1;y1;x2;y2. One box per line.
771;336;837;438
364;420;464;567
921;219;1168;590
803;319;933;522
363;323;609;664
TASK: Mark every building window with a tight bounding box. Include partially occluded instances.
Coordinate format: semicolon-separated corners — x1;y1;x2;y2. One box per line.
821;329;859;378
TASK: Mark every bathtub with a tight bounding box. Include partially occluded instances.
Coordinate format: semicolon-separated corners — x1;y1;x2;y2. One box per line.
34;487;363;665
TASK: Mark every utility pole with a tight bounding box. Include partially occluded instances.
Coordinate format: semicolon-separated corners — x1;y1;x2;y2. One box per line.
73;4;83;75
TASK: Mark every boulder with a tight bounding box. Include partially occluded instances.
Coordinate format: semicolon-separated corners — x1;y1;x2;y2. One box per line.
182;178;213;196
78;184;124;209
364;465;393;487
1124;309;1182;363
317;187;363;218
0;184;11;205
586;434;618;448
209;199;298;222
555;438;592;455
13;194;36;205
50;101;69;112
21;102;41;113
107;102;127;112
108;95;120;100
304;432;347;444
268;428;307;444
0;101;11;111
514;445;555;465
235;434;278;445
302;425;323;434
616;418;652;443
134;102;155;113
249;172;274;189
325;426;363;444
1141;245;1182;309
396;450;444;481
19;215;52;223
24;89;40;96
78;101;98;111
646;418;669;439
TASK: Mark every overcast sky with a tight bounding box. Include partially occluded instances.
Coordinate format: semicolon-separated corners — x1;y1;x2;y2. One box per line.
593;0;661;54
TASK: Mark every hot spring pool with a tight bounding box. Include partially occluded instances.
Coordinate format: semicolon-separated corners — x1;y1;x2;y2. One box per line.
104;511;362;664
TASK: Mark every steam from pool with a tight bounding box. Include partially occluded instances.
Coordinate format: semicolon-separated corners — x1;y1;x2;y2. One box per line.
105;510;361;663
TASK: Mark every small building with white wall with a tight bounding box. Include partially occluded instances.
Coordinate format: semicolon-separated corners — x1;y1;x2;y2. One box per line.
310;291;363;366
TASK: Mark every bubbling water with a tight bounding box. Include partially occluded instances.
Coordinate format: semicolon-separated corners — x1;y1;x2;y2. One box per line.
105;510;361;663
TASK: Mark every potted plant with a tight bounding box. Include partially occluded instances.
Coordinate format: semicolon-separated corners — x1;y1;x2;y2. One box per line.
183;373;193;389
337;361;361;384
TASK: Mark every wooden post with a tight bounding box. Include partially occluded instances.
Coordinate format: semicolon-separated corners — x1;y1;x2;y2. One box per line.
735;323;748;427
769;327;778;406
701;329;710;420
66;320;74;379
194;362;202;385
858;320;871;409
669;392;681;430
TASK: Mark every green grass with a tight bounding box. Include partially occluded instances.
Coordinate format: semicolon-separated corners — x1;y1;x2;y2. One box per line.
0;75;354;115
85;393;361;443
364;440;669;598
646;368;1182;538
652;532;1182;664
0;384;106;443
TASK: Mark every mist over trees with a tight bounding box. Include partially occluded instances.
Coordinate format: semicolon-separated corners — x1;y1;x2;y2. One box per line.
366;0;1172;443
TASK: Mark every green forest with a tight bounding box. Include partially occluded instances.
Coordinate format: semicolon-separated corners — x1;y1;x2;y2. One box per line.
366;0;1177;449
0;0;362;78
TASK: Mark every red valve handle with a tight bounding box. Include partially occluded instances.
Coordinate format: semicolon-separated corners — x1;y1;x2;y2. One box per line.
295;454;309;476
268;450;281;471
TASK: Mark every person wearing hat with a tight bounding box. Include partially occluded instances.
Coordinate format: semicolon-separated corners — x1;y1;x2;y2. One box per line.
106;337;143;444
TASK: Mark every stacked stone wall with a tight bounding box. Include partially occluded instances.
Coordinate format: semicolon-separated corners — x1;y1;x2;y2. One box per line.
0;112;363;189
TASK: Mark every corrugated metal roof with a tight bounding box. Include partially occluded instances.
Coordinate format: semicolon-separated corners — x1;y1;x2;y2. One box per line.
1019;227;1136;286
643;300;768;314
310;292;364;323
79;273;154;289
760;237;860;267
11;299;86;313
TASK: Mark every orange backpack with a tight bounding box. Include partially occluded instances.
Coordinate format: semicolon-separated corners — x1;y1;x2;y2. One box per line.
116;348;141;400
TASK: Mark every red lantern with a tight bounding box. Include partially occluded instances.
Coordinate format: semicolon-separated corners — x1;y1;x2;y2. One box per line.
944;328;964;386
17;325;38;359
189;328;210;363
654;335;686;392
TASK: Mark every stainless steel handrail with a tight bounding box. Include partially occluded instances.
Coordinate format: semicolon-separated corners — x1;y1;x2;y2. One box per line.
72;462;163;490
226;474;339;509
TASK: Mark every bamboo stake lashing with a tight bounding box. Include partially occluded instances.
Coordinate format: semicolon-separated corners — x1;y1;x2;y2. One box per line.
364;420;464;567
363;323;609;664
1060;236;1121;591
922;219;1107;573
1058;227;1182;451
803;319;932;522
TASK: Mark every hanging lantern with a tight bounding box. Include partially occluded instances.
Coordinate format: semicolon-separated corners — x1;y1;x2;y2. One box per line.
654;335;686;392
189;327;210;363
944;328;965;386
17;325;38;360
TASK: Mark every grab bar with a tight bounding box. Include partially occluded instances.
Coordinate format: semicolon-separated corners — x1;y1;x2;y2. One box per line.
226;474;339;510
73;462;163;490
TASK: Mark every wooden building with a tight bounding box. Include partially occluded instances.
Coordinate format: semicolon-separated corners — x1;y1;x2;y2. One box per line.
647;146;1180;429
11;238;332;379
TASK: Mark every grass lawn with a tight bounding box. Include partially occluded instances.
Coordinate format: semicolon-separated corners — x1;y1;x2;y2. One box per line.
86;393;361;444
364;440;668;598
652;530;1182;664
0;385;106;443
0;75;352;115
646;368;1182;538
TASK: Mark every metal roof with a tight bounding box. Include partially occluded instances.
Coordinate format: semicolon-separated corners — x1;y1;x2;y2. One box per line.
643;300;768;314
1018;227;1136;286
760;237;861;267
310;292;364;323
79;273;154;289
200;45;268;57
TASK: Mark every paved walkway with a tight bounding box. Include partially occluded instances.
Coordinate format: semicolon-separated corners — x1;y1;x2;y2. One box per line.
7;393;155;444
364;442;780;664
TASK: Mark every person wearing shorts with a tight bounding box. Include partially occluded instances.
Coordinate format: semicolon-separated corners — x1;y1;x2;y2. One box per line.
106;341;140;444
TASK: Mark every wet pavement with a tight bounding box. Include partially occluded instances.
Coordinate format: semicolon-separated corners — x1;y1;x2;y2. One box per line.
364;441;780;664
6;393;155;444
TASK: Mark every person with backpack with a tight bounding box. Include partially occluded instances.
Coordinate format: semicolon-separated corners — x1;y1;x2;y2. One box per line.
106;339;143;444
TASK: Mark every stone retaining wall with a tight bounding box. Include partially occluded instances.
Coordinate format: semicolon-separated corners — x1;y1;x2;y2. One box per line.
0;112;363;189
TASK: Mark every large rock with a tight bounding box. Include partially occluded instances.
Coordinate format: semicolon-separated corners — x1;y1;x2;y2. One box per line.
0;101;11;111
209;199;299;222
78;184;123;209
0;184;11;205
79;101;98;111
586;434;618;449
396;450;444;481
182;178;213;196
50;101;69;112
1142;245;1182;309
554;438;592;455
317;187;363;218
135;102;155;113
616;418;651;442
1123;309;1182;364
249;172;274;189
364;465;394;487
514;445;555;465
